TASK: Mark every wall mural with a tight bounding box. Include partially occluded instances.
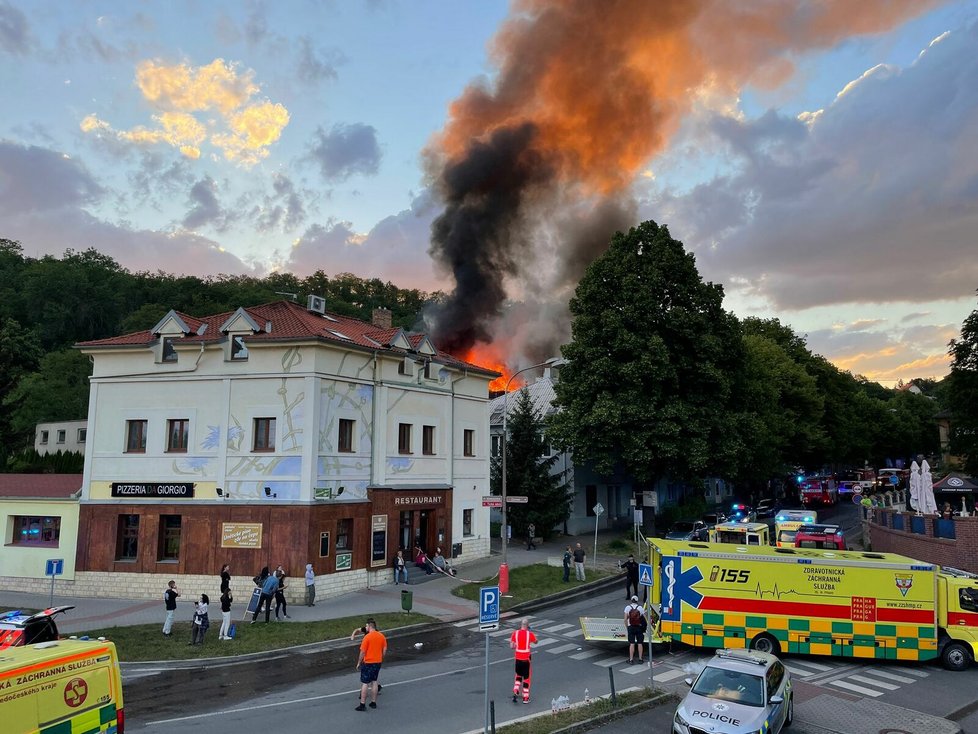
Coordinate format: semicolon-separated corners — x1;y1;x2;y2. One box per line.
317;381;374;500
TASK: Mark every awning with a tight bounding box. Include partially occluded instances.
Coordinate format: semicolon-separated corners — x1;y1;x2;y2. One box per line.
932;474;978;492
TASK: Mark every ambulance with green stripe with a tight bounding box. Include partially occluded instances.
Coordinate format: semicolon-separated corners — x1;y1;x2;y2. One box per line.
648;539;978;671
1;637;124;734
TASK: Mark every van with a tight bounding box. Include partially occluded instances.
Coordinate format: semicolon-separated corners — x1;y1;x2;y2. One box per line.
0;637;125;734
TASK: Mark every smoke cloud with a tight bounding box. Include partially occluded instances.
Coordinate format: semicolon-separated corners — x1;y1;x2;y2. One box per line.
424;0;938;361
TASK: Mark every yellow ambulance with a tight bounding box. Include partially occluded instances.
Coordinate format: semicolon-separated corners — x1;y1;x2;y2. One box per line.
773;509;817;547
647;538;978;670
0;637;125;734
708;521;770;546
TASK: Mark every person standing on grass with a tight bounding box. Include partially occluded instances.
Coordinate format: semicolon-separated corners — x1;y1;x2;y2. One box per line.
219;588;233;640
562;546;572;583
573;543;587;581
189;594;210;645
162;580;179;637
510;618;537;704
304;563;316;606
355;619;387;711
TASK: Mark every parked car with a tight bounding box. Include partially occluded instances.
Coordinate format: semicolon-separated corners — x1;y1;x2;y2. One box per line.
666;519;709;541
701;511;727;529
675;648;793;734
729;503;757;523
755;498;780;520
0;606;73;649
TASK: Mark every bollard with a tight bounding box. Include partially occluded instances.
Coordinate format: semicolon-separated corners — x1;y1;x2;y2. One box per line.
499;563;509;595
608;666;617;705
490;699;496;734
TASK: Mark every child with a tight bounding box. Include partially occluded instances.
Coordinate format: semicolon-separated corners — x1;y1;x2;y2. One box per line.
189;593;210;645
219;588;233;640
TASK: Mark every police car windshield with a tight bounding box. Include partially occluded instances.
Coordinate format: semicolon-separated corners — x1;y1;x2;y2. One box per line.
692;668;765;707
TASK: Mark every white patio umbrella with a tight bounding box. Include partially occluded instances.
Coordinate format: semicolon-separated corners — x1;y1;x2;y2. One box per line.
909;461;921;513
919;460;939;515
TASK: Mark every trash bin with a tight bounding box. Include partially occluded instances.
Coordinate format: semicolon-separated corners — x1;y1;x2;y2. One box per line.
401;589;413;613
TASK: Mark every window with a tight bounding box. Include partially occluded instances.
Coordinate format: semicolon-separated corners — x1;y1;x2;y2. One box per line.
491;434;501;458
586;485;597;517
167;419;189;452
539;435;551;458
231;335;249;360
463;509;473;537
158;515;181;561
162;337;178;362
126;420;147;453
56;430;66;444
398;423;412;454
423;425;436;455
338;418;354;453
961;589;978;613
12;516;61;546
77;428;86;443
336;518;353;551
116;514;140;560
463;429;475;457
39;430;49;445
253;417;276;451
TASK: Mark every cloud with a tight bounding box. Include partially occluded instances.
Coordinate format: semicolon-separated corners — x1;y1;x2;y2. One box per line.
285;191;438;288
901;311;932;323
296;36;344;84
657;22;978;312
0;140;103;214
80;58;289;166
251;174;308;233
307;123;382;182
182;176;233;232
845;319;885;332
0;1;32;55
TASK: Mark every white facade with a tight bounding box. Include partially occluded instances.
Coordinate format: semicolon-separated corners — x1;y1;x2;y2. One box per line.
35;420;87;455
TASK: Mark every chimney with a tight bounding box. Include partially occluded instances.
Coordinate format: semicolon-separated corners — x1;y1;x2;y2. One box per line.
372;308;392;330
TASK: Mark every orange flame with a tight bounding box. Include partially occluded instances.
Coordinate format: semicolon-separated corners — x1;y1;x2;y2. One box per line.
462;345;519;392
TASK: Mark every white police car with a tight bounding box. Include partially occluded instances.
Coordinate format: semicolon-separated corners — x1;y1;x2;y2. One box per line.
674;648;792;734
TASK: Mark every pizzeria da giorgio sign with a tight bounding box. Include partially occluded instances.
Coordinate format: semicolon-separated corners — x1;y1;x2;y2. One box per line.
111;482;195;498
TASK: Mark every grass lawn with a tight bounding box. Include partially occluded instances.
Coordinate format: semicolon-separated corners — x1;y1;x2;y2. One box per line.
495;688;672;734
76;611;435;662
451;564;612;611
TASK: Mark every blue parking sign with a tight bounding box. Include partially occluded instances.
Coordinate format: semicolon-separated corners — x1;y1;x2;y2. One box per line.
479;586;499;631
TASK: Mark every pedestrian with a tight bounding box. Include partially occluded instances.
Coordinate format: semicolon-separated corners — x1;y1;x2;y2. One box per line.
509;618;537;704
415;546;433;575
562;546;571;583
304;563;316;606
219;563;231;595
623;554;639;599
526;523;536;550
253;565;270;588
393;549;408;585
349;619;384;693
573;543;587;581
162;580;179;637
252;568;278;623
624;595;646;664
942;502;953;520
274;568;290;620
189;594;210;645
219;588;233;640
432;547;448;574
355;619;387;711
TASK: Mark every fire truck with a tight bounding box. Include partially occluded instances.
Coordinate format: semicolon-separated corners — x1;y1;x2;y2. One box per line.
643;539;978;670
799;476;838;508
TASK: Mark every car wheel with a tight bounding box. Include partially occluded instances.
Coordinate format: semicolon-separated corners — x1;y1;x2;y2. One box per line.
783;693;793;728
941;641;972;671
750;633;781;655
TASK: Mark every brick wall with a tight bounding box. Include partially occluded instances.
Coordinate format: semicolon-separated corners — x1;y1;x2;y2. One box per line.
867;509;978;573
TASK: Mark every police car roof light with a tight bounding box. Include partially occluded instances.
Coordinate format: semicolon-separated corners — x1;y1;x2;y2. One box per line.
715;649;767;666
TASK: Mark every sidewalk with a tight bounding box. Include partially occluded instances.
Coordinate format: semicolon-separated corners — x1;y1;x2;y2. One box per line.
0;532;626;635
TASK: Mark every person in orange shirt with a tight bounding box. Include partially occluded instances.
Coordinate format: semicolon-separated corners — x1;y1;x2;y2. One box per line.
509;618;538;704
355;619;387;711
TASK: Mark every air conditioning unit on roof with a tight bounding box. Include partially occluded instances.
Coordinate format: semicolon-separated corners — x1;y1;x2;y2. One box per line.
307;295;326;314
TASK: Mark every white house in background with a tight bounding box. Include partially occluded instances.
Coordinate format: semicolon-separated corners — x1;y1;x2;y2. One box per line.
34;420;88;455
489;371;734;536
60;299;498;602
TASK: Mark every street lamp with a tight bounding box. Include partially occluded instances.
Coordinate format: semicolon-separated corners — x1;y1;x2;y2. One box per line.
500;356;567;567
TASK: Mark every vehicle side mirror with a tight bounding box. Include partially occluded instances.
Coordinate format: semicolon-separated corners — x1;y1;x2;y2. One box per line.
684;677;693;687
769;695;784;704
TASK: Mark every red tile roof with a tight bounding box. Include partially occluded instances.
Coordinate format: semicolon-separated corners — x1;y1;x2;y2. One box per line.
76;300;499;376
0;474;82;498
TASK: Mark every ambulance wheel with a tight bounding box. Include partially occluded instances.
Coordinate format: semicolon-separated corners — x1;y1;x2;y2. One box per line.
941;641;972;671
784;693;793;727
750;633;780;656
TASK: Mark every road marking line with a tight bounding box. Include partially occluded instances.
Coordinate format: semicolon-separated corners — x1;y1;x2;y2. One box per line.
533;638;558;648
652;668;688;682
845;674;900;691
783;663;820;677
490;629;511;638
453;619;479;627
539;623;574;632
621;663;650;674
593;656;626;667
827;680;885;697
545;643;579;655
787;659;834;672
893;667;929;678
860;669;918;684
569;649;603;660
564;629;584;638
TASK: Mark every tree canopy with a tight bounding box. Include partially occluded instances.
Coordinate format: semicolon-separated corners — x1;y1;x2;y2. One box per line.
947;294;978;473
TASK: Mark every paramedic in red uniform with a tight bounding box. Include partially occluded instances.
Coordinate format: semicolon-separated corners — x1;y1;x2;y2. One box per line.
510;618;538;704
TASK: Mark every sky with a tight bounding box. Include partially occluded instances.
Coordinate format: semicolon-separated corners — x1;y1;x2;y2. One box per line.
1;0;977;385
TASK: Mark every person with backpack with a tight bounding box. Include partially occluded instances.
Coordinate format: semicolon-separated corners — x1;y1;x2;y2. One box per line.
623;595;647;664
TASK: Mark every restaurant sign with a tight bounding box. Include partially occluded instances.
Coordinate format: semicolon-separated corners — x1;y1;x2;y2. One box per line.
111;482;195;498
392;494;444;507
221;523;263;549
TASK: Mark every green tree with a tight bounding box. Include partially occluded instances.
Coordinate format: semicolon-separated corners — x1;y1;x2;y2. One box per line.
4;349;92;443
0;318;44;449
490;388;569;537
947;296;978;473
548;220;743;485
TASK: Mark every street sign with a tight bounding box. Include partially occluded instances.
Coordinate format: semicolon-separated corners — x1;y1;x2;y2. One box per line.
481;495;502;508
507;495;528;503
643;491;658;509
638;562;654;587
45;559;64;577
479;586;500;631
593;502;604;516
852;493;863;505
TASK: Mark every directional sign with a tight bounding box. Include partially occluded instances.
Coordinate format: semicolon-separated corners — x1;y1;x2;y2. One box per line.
481;496;503;508
852;492;863;505
638;562;654;587
507;496;528;503
45;559;64;577
479;586;500;631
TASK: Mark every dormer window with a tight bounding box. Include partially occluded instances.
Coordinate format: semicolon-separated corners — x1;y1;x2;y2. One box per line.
162;337;178;363
231;335;249;360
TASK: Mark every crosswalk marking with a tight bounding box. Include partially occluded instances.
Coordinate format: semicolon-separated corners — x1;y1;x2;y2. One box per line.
545;643;579;655
621;663;650;674
490;629;511;638
539;623;574;633
533;638;558;648
860;669;918;684
593;656;626;668
782;663;819;677
569;649;603;660
828;680;885;697
652;668;688;683
892;667;929;678
845;674;900;691
788;659;833;672
564;629;584;638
